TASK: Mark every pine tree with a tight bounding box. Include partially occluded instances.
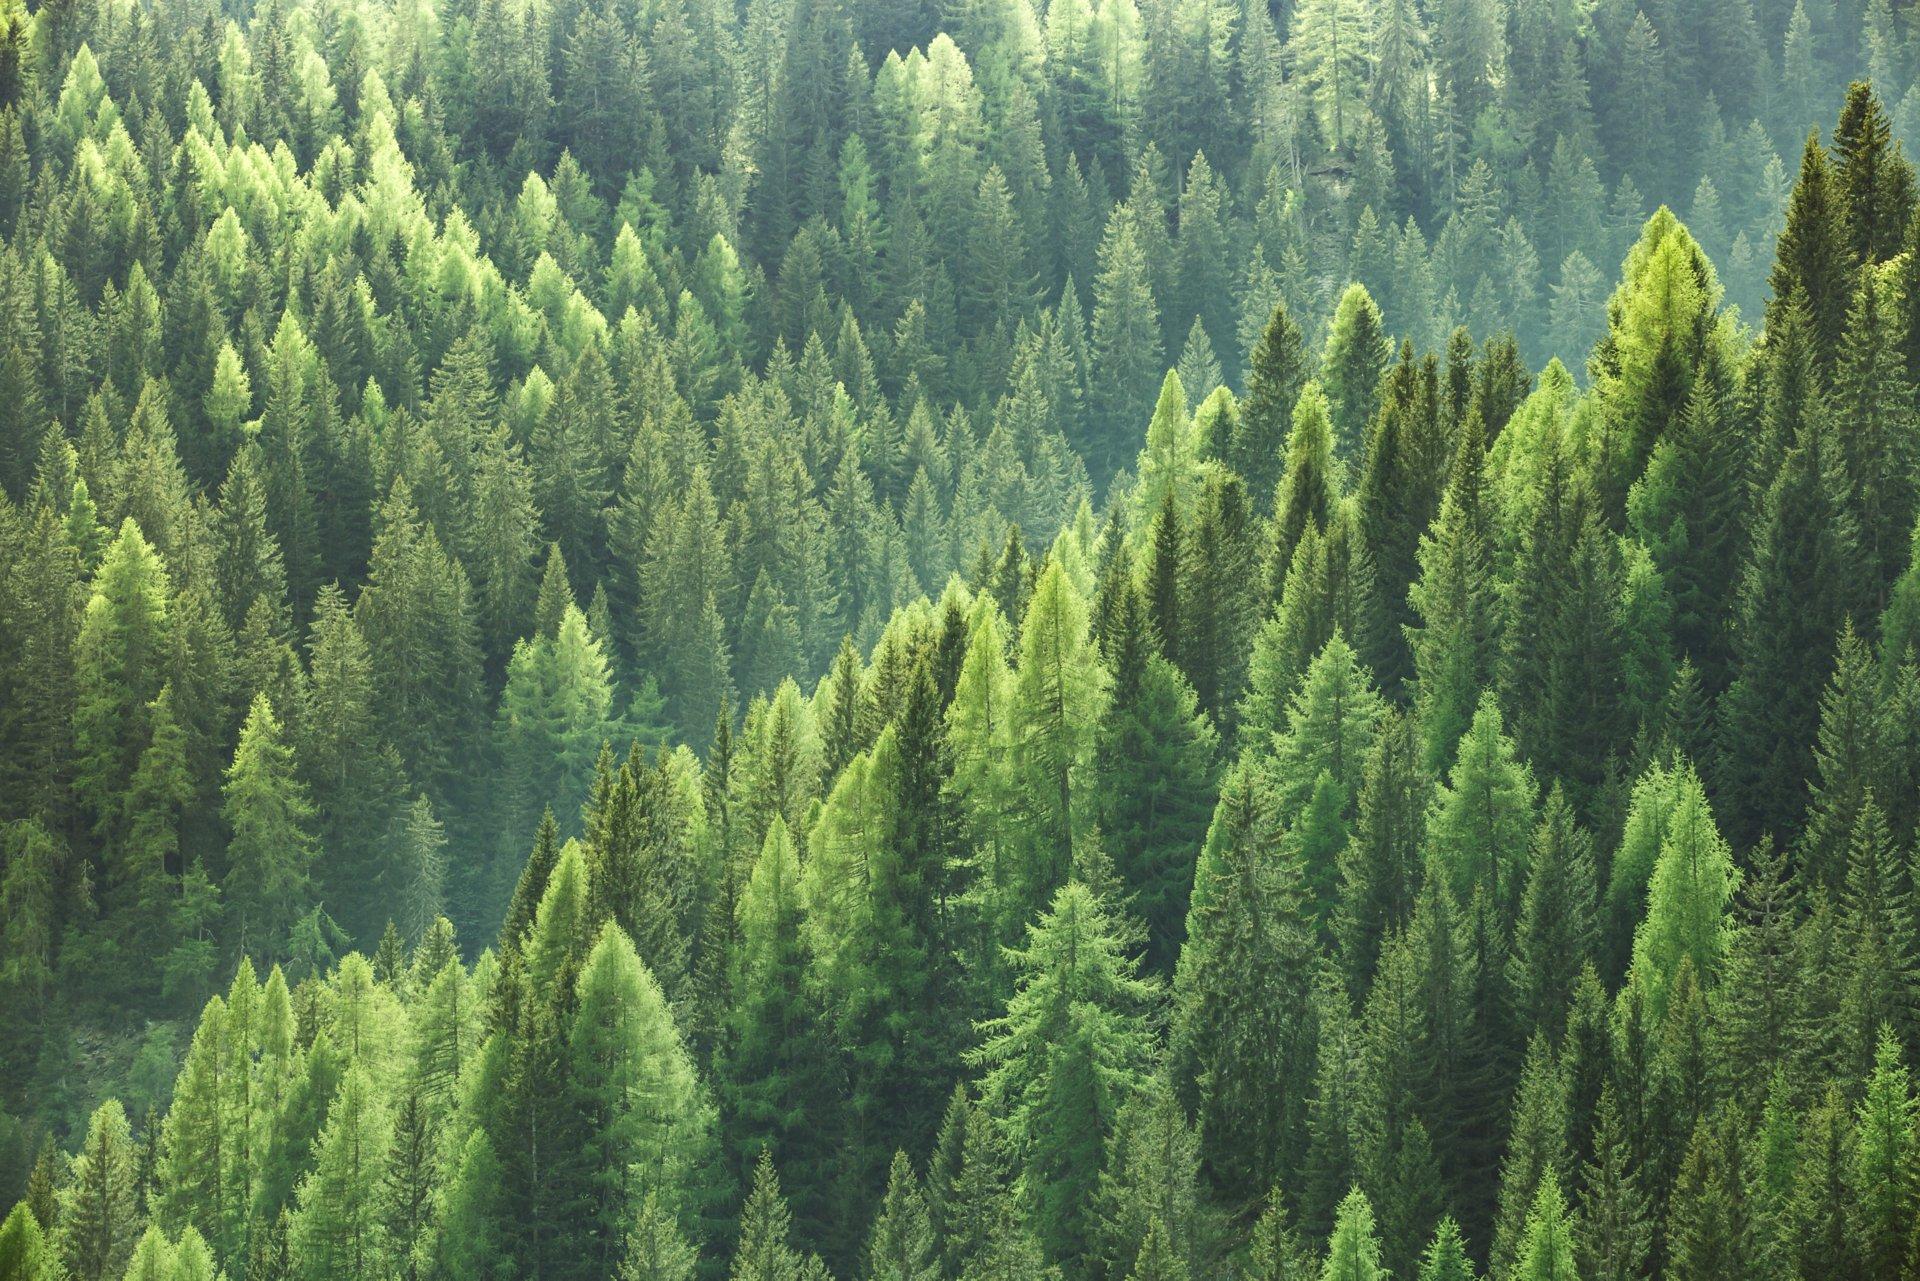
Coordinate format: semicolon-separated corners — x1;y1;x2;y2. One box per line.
1425;693;1537;915
568;923;716;1272
615;1193;698;1281
1488;1037;1568;1281
72;518;173;837
722;815;834;1207
1090;216;1164;480
1093;1077;1210;1279
222;695;317;961
1320;286;1390;465
1512;1171;1577;1281
1664;1106;1767;1281
1846;1027;1917;1280
638;465;733;748
496;603;618;863
1094;578;1218;968
1333;713;1426;996
1770;131;1854;366
1833;263;1919;609
0;1202;54;1281
1573;1087;1651;1281
301;584;399;946
1832;81;1916;267
114;683;193;971
1268;382;1338;608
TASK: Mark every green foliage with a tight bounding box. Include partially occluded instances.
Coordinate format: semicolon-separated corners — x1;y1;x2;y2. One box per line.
973;881;1157;1268
223;695;317;962
1626;767;1738;1021
0;11;1910;1281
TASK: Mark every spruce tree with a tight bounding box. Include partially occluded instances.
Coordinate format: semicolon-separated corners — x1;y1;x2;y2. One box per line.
1170;762;1317;1199
620;1194;699;1281
1010;561;1109;920
1627;766;1738;1021
1319;286;1390;465
1512;1171;1577;1281
72;518;173;837
568;923;716;1266
1507;788;1599;1041
730;1153;806;1281
222;695;317;961
1094;577;1217;968
1269;382;1338;603
1425;693;1537;915
866;1151;940;1281
1406;413;1497;774
1333;713;1426;996
1770;131;1855;365
56;1100;142;1281
289;1064;390;1281
1233;301;1310;507
972;881;1157;1269
1321;1188;1386;1281
1832;80;1916;267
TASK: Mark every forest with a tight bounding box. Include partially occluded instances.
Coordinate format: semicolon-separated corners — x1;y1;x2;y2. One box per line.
2;0;1920;1277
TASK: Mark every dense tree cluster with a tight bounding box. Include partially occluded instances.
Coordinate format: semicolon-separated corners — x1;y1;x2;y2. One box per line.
4;0;1920;1278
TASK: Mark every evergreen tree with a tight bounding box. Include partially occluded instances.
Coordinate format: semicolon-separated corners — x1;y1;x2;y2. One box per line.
730;1153;806;1281
1091;217;1164;481
1233;301;1310;506
1095;578;1218;968
1406;415;1498;774
1320;286;1390;465
620;1194;699;1281
73;518;173;836
223;695;317;961
1507;788;1599;1040
1425;693;1537;915
1010;562;1109;920
1832;81;1916;267
1320;1188;1386;1281
289;1063;390;1281
568;923;716;1271
1512;1172;1577;1281
1333;713;1426;996
1846;1027;1917;1281
56;1101;142;1281
722;817;835;1221
1573;1087;1651;1281
972;881;1157;1269
1771;131;1854;366
1171;760;1318;1198
1627;766;1738;1021
866;1151;940;1281
1414;1217;1475;1281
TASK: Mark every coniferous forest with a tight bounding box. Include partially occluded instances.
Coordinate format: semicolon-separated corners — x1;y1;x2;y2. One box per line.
9;0;1920;1277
